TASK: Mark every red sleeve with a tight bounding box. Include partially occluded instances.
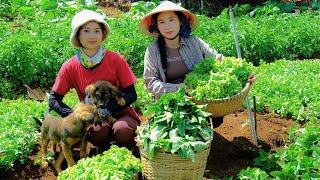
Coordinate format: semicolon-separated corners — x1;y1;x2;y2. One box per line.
116;55;137;89
52;59;74;96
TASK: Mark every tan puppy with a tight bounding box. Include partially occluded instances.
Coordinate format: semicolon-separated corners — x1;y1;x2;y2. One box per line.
40;103;100;172
85;80;126;123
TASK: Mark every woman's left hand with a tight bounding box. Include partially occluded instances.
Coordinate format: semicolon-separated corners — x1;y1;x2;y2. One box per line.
248;74;256;84
216;54;224;62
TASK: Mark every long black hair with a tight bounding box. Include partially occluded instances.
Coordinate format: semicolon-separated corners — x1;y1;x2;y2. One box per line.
149;11;191;70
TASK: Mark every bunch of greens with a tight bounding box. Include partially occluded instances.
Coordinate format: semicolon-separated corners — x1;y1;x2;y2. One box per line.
132;78;153;113
138;90;213;162
185;57;252;100
58;145;141;180
250;59;320;121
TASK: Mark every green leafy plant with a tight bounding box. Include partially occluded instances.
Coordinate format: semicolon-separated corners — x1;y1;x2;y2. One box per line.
58;145;142;180
238;119;320;179
132;78;153;114
129;0;160;18
0;88;79;169
238;167;270;179
138;89;213;161
250;59;320;121
195;13;320;65
264;0;320;12
185;57;252;100
0;99;47;169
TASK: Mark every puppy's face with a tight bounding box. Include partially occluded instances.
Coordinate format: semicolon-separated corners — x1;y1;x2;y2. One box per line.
84;81;125;109
74;103;100;125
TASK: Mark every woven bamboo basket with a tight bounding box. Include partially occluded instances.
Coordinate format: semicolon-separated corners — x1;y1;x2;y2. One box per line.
139;141;211;180
193;82;252;117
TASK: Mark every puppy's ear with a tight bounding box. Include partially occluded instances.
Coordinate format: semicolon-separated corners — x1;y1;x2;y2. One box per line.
108;87;126;106
85;84;96;95
84;84;96;104
109;86;124;98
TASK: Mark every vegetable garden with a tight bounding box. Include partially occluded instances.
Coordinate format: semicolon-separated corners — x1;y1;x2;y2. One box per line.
1;0;319;179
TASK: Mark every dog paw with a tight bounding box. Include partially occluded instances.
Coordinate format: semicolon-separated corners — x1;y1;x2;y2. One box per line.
41;161;49;169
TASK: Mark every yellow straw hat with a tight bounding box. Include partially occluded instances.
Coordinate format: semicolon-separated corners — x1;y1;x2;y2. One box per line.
139;1;199;37
70;10;111;48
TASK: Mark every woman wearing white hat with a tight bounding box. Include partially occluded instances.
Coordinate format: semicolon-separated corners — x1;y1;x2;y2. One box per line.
49;10;140;152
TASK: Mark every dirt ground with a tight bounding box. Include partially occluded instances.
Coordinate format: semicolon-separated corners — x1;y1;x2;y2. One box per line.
0;110;293;180
205;110;293;178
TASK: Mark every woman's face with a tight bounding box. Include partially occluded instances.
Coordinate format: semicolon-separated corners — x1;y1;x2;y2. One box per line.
78;21;104;51
157;11;180;39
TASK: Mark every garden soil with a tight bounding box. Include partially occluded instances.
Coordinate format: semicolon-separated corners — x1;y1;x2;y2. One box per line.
0;110;293;180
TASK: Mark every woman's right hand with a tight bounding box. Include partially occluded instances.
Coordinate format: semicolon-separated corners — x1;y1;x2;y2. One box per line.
216;54;224;62
248;74;256;84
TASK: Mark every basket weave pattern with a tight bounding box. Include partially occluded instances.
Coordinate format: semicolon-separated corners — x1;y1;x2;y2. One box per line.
140;141;211;180
194;83;252;117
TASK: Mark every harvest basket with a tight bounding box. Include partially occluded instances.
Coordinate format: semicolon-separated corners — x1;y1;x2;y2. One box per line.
193;82;252;117
139;140;211;180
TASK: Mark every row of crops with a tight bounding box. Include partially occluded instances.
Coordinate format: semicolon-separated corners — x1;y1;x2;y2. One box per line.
0;0;319;179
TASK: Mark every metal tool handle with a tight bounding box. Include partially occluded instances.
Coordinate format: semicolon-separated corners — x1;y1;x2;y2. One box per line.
228;6;258;146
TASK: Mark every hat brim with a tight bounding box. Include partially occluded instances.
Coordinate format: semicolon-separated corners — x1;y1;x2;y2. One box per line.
139;4;199;37
70;20;111;48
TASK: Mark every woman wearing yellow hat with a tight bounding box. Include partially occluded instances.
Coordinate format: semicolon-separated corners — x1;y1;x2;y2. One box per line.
49;10;140;152
140;1;256;127
140;1;224;97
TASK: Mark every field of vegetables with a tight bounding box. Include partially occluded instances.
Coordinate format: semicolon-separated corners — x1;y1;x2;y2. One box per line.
0;0;319;179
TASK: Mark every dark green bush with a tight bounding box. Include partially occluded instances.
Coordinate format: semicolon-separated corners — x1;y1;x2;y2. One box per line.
106;16;151;76
0;18;73;97
195;13;320;65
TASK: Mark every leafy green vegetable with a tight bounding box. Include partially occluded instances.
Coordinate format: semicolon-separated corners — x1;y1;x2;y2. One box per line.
132;78;153;113
0;89;78;169
238;167;270;179
251;59;320;121
185;57;252;100
58;145;141;180
138;89;213;161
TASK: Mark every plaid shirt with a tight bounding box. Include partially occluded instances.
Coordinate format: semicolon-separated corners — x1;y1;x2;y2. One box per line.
143;35;223;97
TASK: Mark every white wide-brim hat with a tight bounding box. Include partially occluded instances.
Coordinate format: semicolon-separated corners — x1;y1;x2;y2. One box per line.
139;1;199;37
70;10;111;48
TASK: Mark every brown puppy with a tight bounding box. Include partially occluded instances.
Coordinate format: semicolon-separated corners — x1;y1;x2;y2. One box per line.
40;103;100;172
84;80;126;123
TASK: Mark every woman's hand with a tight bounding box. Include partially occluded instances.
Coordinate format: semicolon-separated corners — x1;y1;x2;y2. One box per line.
248;74;256;84
216;54;224;62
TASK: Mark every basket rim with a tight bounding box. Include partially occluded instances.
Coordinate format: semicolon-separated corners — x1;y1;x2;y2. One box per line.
193;82;252;103
136;123;213;153
138;138;212;155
